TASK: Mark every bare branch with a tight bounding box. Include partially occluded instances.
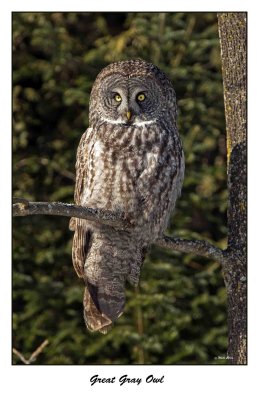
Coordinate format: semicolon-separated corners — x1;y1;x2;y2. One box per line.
13;198;129;229
12;339;49;365
28;339;49;363
156;236;226;265
12;348;30;365
13;198;226;265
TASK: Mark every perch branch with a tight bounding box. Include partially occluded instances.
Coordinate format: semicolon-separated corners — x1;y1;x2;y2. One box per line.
156;236;226;265
13;199;129;229
13;198;226;265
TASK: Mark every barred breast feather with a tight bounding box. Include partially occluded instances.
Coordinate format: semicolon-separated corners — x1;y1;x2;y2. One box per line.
70;120;184;333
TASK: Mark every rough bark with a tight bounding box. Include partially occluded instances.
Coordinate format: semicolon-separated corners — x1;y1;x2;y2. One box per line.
218;12;247;364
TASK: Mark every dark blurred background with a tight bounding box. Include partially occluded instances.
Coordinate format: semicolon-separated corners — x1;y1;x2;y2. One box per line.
12;12;228;365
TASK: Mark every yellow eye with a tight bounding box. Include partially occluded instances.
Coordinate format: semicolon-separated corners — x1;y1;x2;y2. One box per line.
137;93;145;102
114;94;122;102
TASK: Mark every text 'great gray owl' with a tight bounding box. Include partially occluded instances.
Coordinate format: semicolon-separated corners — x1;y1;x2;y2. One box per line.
69;59;185;333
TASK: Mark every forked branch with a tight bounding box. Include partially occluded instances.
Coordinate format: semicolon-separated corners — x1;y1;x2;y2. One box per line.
13;339;49;365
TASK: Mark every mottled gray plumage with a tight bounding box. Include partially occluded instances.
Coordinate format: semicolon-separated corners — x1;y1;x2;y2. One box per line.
70;59;184;333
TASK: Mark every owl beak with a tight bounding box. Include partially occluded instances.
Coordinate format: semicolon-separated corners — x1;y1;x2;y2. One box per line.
126;111;132;121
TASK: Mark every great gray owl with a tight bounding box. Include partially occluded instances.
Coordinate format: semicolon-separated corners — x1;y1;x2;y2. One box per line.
70;59;184;334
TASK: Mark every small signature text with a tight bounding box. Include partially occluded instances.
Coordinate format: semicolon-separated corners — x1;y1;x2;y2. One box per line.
214;355;234;360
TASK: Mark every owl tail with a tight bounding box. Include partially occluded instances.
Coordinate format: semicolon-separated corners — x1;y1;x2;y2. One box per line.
83;275;126;334
83;286;113;334
82;235;146;334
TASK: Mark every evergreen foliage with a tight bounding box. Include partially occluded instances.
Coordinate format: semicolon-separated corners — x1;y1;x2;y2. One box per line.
13;12;228;365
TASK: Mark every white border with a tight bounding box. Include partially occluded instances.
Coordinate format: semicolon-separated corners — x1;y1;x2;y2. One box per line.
1;1;258;399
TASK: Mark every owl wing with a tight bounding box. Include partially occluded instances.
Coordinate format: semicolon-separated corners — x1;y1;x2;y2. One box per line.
69;129;91;278
70;129;114;332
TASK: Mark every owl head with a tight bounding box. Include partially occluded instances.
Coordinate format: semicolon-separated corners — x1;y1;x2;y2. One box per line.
89;59;177;127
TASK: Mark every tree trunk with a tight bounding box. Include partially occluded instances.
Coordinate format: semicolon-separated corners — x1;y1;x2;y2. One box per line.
218;12;247;364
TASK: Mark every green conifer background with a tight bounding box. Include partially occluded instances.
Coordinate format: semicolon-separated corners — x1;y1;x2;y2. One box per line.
13;12;227;365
